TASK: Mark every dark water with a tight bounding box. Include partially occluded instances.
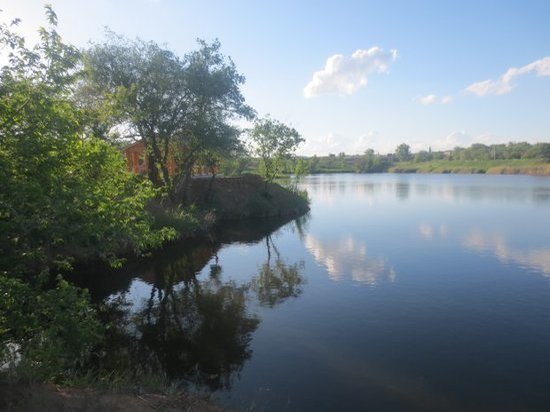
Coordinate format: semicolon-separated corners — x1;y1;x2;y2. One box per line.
74;174;550;411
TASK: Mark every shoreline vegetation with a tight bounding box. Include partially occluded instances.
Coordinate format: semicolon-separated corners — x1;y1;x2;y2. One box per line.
0;7;307;410
390;159;550;175
257;142;549;176
0;5;547;412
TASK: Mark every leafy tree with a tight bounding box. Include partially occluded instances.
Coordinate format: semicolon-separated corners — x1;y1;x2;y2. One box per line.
354;149;391;173
294;157;310;177
309;155;320;173
0;8;174;277
248;117;304;189
395;143;412;162
506;142;532;159
524;143;550;161
414;150;432;163
83;36;254;203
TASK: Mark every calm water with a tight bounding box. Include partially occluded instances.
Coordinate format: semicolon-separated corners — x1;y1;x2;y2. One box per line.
76;174;550;411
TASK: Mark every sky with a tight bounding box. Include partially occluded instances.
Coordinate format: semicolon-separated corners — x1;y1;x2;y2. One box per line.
1;0;549;155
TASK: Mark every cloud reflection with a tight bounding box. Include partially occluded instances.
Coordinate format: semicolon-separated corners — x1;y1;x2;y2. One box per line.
419;223;449;239
304;234;396;284
463;232;550;277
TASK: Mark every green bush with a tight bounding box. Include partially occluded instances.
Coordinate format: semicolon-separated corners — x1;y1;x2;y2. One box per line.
0;276;103;382
0;10;176;277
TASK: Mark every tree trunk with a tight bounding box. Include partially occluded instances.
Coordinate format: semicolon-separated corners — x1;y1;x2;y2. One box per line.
205;168;217;202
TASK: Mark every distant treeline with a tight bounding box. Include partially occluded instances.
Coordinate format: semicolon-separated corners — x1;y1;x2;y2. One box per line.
234;142;550;175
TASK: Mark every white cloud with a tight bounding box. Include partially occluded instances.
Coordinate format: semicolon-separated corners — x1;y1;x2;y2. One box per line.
430;130;510;151
299;130;396;156
416;94;453;106
351;130;394;154
419;94;437;105
303;47;397;98
430;130;472;151
417;94;453;105
465;56;550;96
300;132;347;156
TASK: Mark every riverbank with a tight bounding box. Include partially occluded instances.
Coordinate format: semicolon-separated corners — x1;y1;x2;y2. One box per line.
0;176;308;411
148;174;309;245
389;159;550;175
188;174;309;221
0;383;222;412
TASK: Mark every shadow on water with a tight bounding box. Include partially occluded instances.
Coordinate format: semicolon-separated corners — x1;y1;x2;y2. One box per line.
69;214;308;391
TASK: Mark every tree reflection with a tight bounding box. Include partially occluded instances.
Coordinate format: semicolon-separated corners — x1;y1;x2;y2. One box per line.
251;235;306;307
136;277;259;390
94;216;306;391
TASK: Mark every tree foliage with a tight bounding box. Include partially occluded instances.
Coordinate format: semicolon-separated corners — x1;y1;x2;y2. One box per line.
82;36;254;202
0;9;174;278
395;143;412;162
0;5;179;383
0;276;103;381
248;117;304;187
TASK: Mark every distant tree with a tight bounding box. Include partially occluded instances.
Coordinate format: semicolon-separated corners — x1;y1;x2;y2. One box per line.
524;143;550;162
395;143;412;162
309;155;319;173
294;157;309;178
506;142;532;159
248;117;304;189
414;150;432;163
463;143;490;160
489;144;506;160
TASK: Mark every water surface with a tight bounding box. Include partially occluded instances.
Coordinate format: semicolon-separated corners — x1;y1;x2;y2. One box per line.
77;174;550;411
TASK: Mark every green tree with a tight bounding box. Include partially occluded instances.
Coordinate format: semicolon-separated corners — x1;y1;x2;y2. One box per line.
395;143;412;162
0;7;174;278
0;6;166;382
309;155;320;173
506;142;532;159
524;143;550;161
414;150;432;163
83;36;254;203
294;157;309;177
248;117;304;189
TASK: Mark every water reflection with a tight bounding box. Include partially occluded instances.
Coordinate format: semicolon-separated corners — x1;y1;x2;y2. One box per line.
251;235;306;307
304;234;396;284
303;174;550;204
418;223;449;239
68;174;550;411
463;231;550;277
72;215;307;391
395;181;410;200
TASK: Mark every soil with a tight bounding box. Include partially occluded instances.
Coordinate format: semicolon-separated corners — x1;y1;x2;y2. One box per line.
0;383;223;412
189;174;309;220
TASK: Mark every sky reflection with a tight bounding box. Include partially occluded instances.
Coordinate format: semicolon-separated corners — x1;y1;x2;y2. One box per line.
304;234;396;284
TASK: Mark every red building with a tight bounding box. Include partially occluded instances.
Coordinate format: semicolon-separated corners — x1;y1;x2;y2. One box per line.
123;140;214;176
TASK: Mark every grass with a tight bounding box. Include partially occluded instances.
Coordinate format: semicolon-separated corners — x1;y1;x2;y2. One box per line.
389;159;550;175
189;174;310;221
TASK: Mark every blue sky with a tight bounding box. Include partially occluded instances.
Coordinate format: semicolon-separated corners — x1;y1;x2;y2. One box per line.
2;0;549;155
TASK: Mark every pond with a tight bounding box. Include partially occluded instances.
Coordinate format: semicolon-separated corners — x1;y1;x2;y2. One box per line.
74;174;550;411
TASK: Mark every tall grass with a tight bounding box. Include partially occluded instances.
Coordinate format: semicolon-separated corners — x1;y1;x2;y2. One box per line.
390;159;550;175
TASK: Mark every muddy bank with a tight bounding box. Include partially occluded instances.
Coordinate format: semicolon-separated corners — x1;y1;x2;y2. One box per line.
188;174;309;221
0;383;222;412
